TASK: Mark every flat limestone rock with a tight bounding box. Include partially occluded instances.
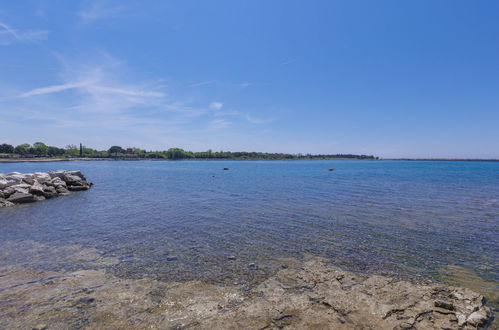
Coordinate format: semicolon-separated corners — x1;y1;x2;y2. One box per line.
0;258;492;329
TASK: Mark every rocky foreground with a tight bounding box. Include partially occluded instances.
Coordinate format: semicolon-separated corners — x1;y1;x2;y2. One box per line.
0;170;92;208
0;258;493;329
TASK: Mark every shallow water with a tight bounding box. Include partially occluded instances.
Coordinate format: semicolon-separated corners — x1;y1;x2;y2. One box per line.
1;160;498;293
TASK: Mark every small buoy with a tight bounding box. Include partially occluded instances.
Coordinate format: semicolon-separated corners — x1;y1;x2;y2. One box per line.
328;168;334;171
223;168;229;170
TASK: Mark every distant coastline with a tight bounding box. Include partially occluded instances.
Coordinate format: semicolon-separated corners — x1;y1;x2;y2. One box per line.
1;157;498;163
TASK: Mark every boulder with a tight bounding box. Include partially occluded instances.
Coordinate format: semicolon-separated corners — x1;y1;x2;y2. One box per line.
56;187;70;195
22;176;36;185
43;186;58;199
2;186;16;198
0;176;22;189
12;183;31;194
7;192;36;203
0;198;15;208
29;182;45;196
48;170;66;180
67;170;86;180
63;174;84;185
34;172;51;184
49;177;67;188
68;185;90;191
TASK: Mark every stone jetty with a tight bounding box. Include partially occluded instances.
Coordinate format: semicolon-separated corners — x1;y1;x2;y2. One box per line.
0;170;92;208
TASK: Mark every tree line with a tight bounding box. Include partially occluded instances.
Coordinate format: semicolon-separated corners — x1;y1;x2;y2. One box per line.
0;142;377;160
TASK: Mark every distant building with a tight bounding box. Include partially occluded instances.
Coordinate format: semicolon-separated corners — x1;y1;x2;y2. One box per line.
125;148;135;154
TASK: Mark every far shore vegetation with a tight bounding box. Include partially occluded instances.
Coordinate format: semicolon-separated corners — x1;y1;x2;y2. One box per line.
0;142;377;160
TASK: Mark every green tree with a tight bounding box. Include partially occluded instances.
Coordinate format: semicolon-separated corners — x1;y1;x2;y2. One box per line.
14;144;31;155
108;146;124;156
47;146;65;157
32;142;49;156
65;144;79;157
0;143;14;153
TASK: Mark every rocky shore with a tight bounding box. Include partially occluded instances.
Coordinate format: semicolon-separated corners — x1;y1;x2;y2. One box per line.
0;255;493;329
0;170;92;208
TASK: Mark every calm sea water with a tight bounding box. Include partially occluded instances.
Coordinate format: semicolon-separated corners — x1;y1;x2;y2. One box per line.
0;160;498;288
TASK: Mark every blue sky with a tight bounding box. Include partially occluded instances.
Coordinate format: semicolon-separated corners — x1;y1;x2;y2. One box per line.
0;0;498;158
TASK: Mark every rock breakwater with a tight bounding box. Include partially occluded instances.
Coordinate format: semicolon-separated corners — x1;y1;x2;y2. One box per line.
0;170;92;208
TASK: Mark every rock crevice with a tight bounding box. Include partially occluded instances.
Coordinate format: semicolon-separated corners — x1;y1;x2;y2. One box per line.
0;170;92;208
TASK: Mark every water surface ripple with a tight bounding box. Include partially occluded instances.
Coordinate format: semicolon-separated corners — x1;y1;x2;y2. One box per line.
0;160;498;289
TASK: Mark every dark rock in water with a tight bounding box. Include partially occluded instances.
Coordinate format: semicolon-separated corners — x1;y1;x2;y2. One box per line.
223;168;229;170
68;185;90;191
166;256;178;261
7;192;36;203
328;168;334;171
0;170;92;208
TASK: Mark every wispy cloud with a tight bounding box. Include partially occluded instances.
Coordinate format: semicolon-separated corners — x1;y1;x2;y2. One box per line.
244;114;273;124
79;1;127;24
239;82;252;88
189;80;217;87
0;22;48;45
208;119;231;130
214;109;273;125
209;101;223;110
19;82;88;97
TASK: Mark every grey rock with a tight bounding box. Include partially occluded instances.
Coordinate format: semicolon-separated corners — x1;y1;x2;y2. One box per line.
29;182;45;196
0;198;15;208
0;170;92;207
466;310;489;327
2;186;16;198
68;185;90;191
56;187;70;195
34;172;51;184
7;192;36;203
49;177;67;188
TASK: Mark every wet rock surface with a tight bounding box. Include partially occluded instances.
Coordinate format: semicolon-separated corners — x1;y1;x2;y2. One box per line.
0;170;92;208
0;258;493;329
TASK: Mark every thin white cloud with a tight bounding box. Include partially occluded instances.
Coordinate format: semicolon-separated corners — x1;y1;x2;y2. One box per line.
0;22;48;45
189;80;217;87
214;109;273;125
19;82;86;97
91;86;166;98
79;1;127;24
244;114;274;124
208;119;231;130
209;102;223;110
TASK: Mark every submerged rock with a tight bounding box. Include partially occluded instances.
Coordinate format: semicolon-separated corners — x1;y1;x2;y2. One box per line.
0;170;92;209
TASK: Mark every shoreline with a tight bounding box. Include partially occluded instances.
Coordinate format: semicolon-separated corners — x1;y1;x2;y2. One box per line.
1;157;498;163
